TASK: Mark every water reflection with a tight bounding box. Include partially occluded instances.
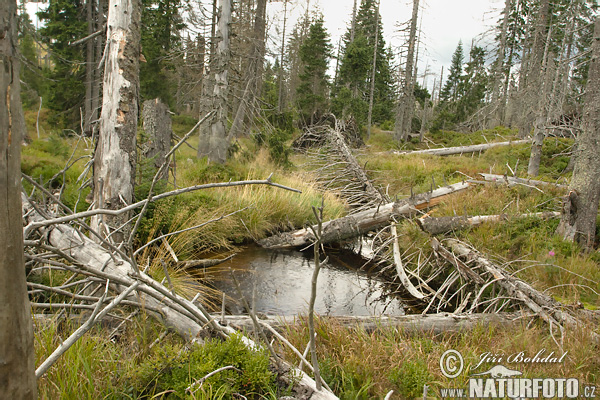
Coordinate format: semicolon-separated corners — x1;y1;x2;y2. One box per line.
206;246;404;316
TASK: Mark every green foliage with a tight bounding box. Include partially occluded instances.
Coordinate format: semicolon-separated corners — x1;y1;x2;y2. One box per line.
18;9;45;108
296;15;332;124
389;359;432;398
38;0;87;128
440;41;464;103
434;44;488;131
140;0;185;106
21;134;90;209
333;0;395;125
131;335;277;398
320;358;374;400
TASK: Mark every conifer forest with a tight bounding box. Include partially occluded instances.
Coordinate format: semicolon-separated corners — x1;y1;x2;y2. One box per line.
2;0;600;398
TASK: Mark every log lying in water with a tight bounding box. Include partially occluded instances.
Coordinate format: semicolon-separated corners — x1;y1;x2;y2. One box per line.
218;312;528;336
392;140;529;156
258;182;470;249
418;212;561;235
177;254;235;270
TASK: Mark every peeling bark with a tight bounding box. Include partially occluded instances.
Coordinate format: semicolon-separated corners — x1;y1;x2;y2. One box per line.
92;0;141;244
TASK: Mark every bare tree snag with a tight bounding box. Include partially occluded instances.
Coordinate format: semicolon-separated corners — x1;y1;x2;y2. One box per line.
259;182;470;249
142;99;173;180
229;0;267;138
419;212;561;235
556;16;600;250
392;139;529;157
0;0;37;396
197;0;231;163
394;0;420;142
92;0;142;244
366;1;380;140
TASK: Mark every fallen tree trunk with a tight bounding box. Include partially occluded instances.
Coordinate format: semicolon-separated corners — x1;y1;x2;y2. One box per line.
258;182;470;249
436;238;596;339
392;140;529;156
418;212;561;235
477;173;567;189
219;312;528;336
23;196;337;399
326;127;386;203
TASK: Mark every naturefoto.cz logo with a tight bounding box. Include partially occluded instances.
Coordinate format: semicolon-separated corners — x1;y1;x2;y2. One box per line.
439;349;597;399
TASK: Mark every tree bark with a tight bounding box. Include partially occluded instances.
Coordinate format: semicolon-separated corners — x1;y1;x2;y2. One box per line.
142;98;173;180
258;182;470;249
556;16;600;250
0;0;37;396
91;0;141;244
197;0;231;163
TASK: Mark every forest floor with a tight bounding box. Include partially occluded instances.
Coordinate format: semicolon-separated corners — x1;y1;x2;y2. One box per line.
24;111;600;399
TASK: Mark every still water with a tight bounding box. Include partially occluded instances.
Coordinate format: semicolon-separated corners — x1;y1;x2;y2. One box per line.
206;246;405;317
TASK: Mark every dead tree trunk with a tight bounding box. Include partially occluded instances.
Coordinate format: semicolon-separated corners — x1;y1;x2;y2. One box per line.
259;182;470;249
392;139;529;156
0;0;37;396
489;0;511;127
91;0;141;244
142;99;173;180
439;239;590;335
366;1;380;140
197;0;231;163
229;0;267;139
394;0;419;142
556;16;600;251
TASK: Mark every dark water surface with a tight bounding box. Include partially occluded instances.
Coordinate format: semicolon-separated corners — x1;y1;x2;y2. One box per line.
206;246;405;316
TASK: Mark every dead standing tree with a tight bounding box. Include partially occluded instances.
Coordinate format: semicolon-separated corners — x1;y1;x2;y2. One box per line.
197;0;231;163
142;98;173;181
556;15;600;251
91;0;142;244
394;0;420;142
0;0;37;396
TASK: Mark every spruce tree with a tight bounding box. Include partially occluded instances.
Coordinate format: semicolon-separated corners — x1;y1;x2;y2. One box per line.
440;41;464;103
38;0;87;128
140;0;185;107
333;0;395;125
296;16;332;124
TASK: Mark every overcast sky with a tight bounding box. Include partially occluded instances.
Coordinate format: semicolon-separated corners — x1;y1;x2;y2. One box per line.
267;0;504;90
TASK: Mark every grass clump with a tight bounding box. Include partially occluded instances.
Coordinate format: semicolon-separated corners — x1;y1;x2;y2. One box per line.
131;334;279;399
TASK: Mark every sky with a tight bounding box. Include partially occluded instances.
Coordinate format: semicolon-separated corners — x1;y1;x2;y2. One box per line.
267;0;504;91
